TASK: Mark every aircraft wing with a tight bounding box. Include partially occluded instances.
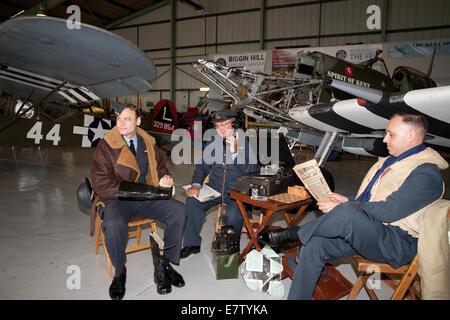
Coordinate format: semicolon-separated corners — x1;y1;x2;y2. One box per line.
0;16;156;103
321;79;450;148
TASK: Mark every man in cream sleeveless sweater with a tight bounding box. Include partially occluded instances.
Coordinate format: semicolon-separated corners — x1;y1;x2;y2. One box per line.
258;112;448;300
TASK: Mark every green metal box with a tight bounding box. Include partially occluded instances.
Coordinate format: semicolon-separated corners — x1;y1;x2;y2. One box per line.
211;249;239;280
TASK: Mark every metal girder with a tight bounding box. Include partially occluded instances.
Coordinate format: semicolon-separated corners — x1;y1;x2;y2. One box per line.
259;0;265;50
380;0;390;42
170;0;176;102
18;0;67;17
105;0;170;30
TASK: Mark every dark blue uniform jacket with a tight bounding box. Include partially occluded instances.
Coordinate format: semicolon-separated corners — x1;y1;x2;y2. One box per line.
349;163;443;267
191;134;259;202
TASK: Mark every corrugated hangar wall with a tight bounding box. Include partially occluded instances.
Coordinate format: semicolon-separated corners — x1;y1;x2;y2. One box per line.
110;0;450;111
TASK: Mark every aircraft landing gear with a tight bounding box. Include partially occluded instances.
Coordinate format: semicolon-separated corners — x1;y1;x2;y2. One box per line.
314;131;337;193
314;131;338;167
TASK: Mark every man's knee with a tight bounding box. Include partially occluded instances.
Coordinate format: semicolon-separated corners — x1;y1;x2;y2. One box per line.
171;200;187;223
330;202;362;221
102;215;129;238
222;211;242;226
223;203;250;233
185;197;201;213
102;202;129;232
158;199;186;224
185;197;210;225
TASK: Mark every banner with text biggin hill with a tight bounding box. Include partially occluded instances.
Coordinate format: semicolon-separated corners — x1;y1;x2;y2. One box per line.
213;51;267;73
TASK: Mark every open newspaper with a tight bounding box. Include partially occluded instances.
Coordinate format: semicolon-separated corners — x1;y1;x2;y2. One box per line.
293;159;331;202
183;184;221;203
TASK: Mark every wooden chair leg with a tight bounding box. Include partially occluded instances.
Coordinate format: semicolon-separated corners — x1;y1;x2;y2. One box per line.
391;272;417;300
391;256;419;300
96;217;158;278
101;228;113;278
408;278;421;300
136;224;141;246
347;275;366;300
149;221;157;248
95;215;102;255
363;276;379;300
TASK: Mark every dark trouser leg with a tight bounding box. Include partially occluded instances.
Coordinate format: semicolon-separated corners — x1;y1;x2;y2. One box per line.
102;199;186;273
297;202;387;260
221;199;252;235
287;237;356;299
288;202;387;300
183;197;221;247
133;199;186;265
102;200;133;276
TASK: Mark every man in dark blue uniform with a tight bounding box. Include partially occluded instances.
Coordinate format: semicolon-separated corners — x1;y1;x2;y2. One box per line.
180;109;259;258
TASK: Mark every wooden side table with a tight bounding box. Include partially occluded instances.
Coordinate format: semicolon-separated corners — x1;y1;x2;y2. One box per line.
228;190;312;265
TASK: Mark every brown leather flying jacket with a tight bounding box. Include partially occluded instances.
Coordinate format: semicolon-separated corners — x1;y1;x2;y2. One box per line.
89;126;169;233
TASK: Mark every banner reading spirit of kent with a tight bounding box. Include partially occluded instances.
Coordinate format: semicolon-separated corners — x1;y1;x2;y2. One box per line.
213;51;267;72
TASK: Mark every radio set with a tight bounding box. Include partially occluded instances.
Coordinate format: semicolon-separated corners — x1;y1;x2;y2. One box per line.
235;133;300;197
236;167;298;197
212;225;240;254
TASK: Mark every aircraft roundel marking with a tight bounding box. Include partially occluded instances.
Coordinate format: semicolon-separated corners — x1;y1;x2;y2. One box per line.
73;114;111;148
88;118;112;147
152;99;177;134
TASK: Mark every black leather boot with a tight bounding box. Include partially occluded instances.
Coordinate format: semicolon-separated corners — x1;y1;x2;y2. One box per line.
257;226;300;247
165;263;185;288
150;235;172;295
109;267;126;300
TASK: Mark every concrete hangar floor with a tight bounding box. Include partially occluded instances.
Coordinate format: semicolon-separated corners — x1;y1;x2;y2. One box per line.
0;146;448;300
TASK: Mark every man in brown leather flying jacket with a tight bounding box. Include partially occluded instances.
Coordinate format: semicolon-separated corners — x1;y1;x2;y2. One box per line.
91;103;186;300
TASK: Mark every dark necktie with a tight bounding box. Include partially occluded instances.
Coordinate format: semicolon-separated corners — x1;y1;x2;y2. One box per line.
129;139;136;156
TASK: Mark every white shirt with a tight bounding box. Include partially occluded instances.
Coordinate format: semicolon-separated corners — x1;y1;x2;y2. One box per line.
122;134;138;151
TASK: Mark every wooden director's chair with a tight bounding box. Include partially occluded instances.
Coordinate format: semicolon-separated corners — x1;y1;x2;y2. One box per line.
347;209;450;300
94;204;159;278
347;254;421;300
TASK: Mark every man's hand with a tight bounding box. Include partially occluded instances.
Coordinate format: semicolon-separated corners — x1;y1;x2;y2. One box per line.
326;192;348;203
317;192;348;213
317;201;341;213
159;175;174;187
225;135;238;154
186;185;200;198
